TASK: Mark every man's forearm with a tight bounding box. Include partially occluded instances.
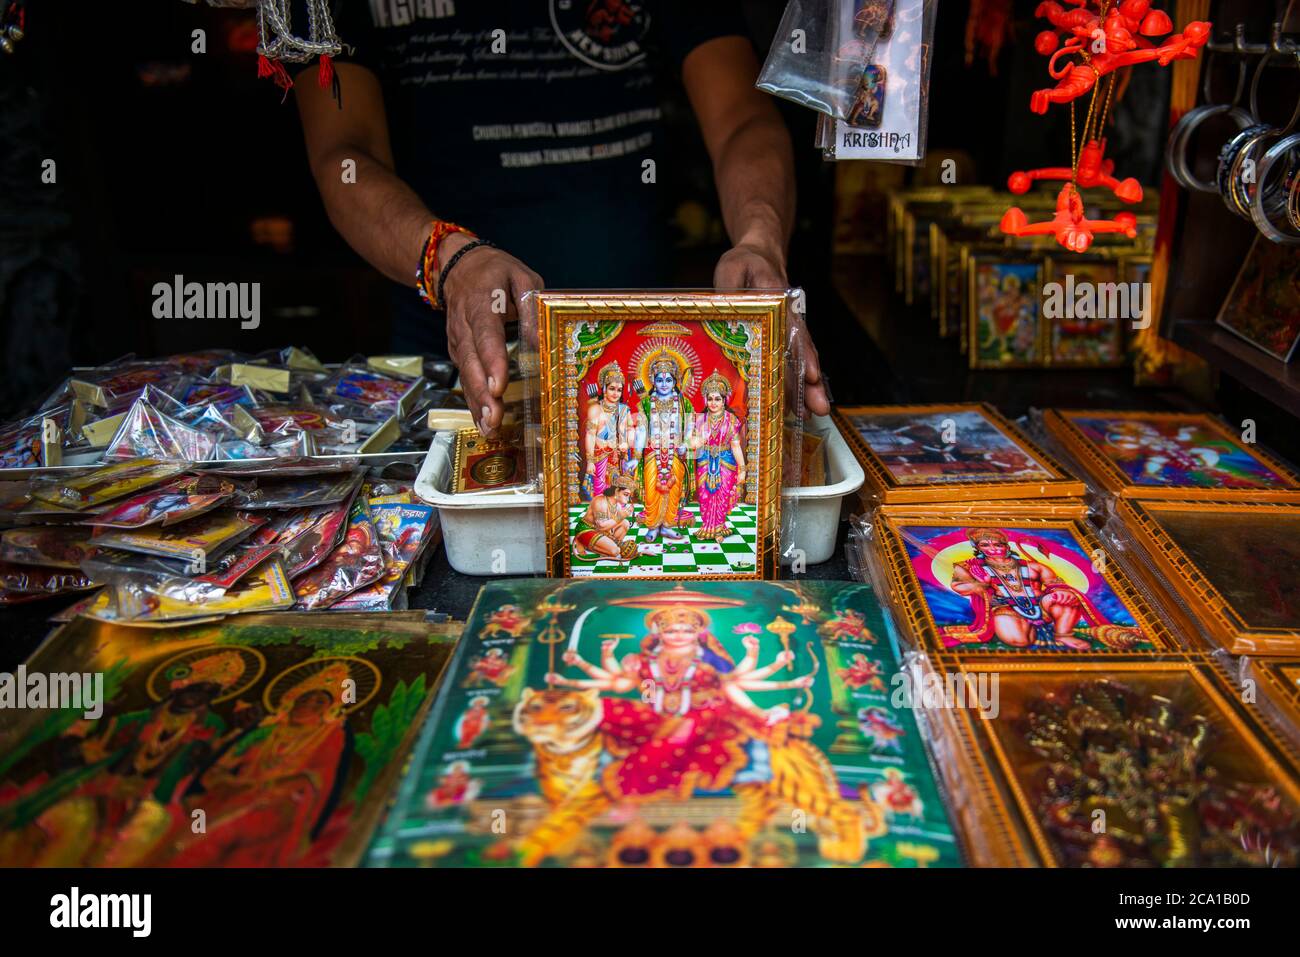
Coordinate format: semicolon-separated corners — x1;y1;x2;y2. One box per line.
711;112;796;269
309;146;436;286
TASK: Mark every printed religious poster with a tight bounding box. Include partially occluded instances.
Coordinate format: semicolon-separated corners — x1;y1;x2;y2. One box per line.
367;579;964;868
0;612;456;866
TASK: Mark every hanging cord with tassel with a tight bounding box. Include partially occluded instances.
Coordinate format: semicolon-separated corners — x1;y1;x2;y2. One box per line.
254;0;344;104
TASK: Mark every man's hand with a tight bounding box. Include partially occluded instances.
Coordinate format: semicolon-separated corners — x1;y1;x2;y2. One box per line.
440;232;544;436
685;35;829;418
714;239;829;417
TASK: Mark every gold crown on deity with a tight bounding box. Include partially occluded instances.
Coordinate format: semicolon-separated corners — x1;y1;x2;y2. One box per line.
170;651;247;692
645;606;710;632
700;370;732;399
611;472;637;492
648;350;681;380
596;361;625;390
279;661;351;711
967;527;1009;548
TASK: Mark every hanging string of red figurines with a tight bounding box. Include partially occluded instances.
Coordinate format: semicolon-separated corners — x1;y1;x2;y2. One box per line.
1001;1;1211;252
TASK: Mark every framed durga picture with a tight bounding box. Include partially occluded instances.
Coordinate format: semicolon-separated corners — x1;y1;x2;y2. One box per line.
535;292;786;580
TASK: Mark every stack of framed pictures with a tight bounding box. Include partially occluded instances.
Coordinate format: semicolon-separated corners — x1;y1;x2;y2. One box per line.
1043;409;1300;656
887;186;1156;369
835;403;1085;507
865;505;1300;866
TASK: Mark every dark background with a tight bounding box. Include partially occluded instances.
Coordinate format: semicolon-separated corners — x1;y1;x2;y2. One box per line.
0;0;1173;416
3;1;1300;656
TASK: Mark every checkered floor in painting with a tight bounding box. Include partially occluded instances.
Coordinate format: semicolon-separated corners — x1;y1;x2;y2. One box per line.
568;503;758;576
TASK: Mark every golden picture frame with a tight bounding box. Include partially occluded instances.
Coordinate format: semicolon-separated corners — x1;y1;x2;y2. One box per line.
966;253;1046;369
1044;409;1300;501
1243;656;1300;744
873;513;1181;659
835;402;1085;505
535;292;786;580
926;658;1300;867
1116;499;1300;655
1042;255;1128;369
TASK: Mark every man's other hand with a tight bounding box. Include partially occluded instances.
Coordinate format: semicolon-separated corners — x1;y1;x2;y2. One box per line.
714;241;829;417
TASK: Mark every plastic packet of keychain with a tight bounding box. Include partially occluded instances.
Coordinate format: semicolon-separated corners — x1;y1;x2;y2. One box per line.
517;288;807;581
758;0;936;164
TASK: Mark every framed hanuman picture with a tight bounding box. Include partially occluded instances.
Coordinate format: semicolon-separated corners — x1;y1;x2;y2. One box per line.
873;513;1180;658
535;292;786;580
966;255;1045;369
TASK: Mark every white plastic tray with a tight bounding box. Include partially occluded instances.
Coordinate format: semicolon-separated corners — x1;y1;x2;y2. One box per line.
415;414;864;576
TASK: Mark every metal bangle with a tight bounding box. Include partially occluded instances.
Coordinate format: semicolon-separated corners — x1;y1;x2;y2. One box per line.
1230;128;1284;219
1167;104;1254;192
1218;124;1276;218
1289;171;1300;231
1251;131;1300;244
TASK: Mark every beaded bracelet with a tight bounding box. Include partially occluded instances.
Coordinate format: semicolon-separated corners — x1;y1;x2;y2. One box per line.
436;238;496;311
415;221;476;310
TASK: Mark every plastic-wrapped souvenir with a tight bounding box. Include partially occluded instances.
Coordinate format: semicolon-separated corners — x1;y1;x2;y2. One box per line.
291;496;385;610
324;363;426;419
91;510;266;564
29;458;189;510
331;503;436;611
85;474;237;528
231;470;363;510
0;525;98;568
83;556;296;623
0;561;97;600
262;500;355;577
102;399;219;462
65;361;185;410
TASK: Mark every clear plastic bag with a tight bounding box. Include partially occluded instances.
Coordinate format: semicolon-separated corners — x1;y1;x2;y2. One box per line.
759;0;936;164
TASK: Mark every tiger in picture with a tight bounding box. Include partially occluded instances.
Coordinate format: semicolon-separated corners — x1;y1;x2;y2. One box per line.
509;687;886;867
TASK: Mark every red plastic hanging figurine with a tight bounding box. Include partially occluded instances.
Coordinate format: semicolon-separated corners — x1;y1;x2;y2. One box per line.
1001;0;1210;253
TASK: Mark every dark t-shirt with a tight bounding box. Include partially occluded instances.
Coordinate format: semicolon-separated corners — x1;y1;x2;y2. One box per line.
334;1;746;353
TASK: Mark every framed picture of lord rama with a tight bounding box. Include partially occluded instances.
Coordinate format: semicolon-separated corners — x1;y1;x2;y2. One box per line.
535;293;786;580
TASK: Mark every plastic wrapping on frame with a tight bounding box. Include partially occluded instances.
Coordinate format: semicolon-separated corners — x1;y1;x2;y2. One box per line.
846;508;925;648
1020;406;1122;521
1092;507;1208;653
1234;655;1300;748
757;0;936;165
518;289;808;581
